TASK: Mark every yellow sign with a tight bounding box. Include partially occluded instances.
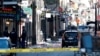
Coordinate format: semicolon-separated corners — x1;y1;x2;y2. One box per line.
0;48;79;53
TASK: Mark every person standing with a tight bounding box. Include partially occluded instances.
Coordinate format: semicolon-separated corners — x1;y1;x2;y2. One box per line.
75;17;80;27
21;26;27;48
10;28;17;47
3;27;9;37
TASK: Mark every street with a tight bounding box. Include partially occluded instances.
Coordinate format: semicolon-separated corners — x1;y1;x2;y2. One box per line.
15;51;100;56
0;51;100;56
1;0;100;56
29;38;62;48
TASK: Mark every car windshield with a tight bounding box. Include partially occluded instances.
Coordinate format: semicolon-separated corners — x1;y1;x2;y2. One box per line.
67;26;77;30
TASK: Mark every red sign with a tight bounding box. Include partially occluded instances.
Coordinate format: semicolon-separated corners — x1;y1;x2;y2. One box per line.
0;7;16;14
2;8;13;11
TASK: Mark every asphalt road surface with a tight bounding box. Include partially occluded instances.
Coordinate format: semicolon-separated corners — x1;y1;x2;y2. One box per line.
16;51;79;56
16;51;100;56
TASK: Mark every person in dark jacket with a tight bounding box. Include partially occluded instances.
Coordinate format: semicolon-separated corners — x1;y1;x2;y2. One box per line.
10;28;17;47
21;26;27;48
3;27;9;37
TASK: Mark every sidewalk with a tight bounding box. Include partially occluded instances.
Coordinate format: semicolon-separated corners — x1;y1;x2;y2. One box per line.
29;38;62;48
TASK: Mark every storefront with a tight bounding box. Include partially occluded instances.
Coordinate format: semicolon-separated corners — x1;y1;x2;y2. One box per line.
0;5;20;37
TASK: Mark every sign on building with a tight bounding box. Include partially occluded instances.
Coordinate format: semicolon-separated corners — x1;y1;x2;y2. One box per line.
0;7;17;18
46;13;51;18
22;7;32;15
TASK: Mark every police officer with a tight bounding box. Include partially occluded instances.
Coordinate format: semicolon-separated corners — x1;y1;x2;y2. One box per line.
3;26;9;37
21;26;26;48
10;28;17;47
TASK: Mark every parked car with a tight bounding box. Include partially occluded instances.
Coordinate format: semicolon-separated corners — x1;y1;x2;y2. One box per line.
62;30;79;47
